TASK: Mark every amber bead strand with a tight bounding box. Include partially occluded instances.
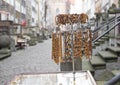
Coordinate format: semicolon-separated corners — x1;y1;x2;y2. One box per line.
52;33;60;64
52;32;55;59
64;32;71;61
84;30;89;59
73;31;78;58
84;29;92;59
77;30;83;59
59;32;63;62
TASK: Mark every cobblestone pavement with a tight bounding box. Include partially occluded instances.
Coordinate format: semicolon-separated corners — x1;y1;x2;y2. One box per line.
0;38;120;85
0;39;60;85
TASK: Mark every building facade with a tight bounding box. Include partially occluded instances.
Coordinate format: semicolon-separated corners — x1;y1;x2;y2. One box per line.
70;0;95;19
31;0;38;27
0;0;40;45
46;0;66;29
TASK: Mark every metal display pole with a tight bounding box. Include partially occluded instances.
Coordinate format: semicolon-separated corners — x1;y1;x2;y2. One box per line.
70;23;76;85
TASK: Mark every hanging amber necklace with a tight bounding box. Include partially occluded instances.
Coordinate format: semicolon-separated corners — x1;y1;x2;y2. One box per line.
84;29;92;59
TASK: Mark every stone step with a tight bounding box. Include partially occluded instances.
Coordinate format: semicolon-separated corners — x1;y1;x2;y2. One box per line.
97;80;120;85
96;81;107;85
107;70;120;85
107;46;120;53
95;70;115;81
98;51;118;62
111;70;120;76
96;70;120;85
82;60;95;75
90;56;106;70
92;44;96;49
117;42;120;46
94;42;100;46
97;39;105;43
116;36;120;39
101;36;109;40
107;34;115;38
106;34;120;39
0;52;11;60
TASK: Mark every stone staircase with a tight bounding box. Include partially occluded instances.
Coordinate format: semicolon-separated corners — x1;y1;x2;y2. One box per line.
98;51;118;62
81;15;120;84
82;34;120;76
90;55;106;70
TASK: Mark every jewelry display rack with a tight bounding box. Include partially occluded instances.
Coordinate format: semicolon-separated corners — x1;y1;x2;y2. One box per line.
52;13;92;85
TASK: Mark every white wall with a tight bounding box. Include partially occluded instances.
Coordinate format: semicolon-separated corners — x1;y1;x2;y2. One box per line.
15;0;20;12
39;0;45;27
2;0;14;21
90;0;95;18
47;1;66;27
84;0;95;18
101;0;110;12
70;0;83;14
31;0;38;27
21;6;26;14
70;0;95;18
3;0;14;6
1;13;7;20
9;15;14;21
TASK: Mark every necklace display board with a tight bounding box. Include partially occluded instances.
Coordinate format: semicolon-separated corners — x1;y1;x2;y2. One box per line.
52;13;92;67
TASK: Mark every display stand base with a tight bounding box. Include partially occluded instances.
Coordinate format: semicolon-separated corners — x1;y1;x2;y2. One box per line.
60;62;73;71
60;57;82;71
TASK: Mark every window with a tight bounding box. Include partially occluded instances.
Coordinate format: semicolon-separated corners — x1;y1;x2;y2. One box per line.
32;18;34;22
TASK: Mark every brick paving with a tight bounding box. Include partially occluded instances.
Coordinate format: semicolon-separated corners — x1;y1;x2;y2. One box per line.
0;39;60;85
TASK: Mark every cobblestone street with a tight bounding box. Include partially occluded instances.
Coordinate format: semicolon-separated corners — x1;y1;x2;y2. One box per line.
0;38;120;85
1;0;120;85
0;39;60;85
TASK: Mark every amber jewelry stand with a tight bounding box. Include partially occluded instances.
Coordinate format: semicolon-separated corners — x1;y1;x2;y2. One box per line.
53;13;92;85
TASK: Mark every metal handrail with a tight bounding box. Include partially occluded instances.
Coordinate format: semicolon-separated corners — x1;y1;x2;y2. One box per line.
92;20;120;43
92;17;115;33
93;16;120;33
100;16;116;25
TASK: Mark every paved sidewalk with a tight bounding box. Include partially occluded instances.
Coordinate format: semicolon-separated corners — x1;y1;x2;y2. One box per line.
0;39;60;85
